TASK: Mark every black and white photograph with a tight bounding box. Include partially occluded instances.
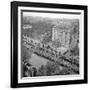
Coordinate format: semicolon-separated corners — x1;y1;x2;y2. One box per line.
11;1;87;88
21;11;79;77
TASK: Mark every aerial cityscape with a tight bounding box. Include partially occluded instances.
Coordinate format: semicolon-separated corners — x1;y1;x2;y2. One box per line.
21;14;79;77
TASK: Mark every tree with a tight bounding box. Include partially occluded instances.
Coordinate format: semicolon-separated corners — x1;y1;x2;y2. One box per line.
45;61;60;76
38;65;46;76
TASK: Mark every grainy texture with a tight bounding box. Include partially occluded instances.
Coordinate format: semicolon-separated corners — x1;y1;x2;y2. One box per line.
21;13;79;77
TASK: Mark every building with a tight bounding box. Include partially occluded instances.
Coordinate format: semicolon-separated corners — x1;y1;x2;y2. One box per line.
52;26;58;41
52;25;70;49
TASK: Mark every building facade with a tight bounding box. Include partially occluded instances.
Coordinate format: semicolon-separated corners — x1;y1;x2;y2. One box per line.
52;25;70;49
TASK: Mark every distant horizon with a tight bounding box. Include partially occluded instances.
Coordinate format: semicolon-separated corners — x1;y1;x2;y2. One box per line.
23;12;80;19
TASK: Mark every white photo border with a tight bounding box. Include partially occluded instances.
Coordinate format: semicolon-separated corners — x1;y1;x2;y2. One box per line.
18;6;84;83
